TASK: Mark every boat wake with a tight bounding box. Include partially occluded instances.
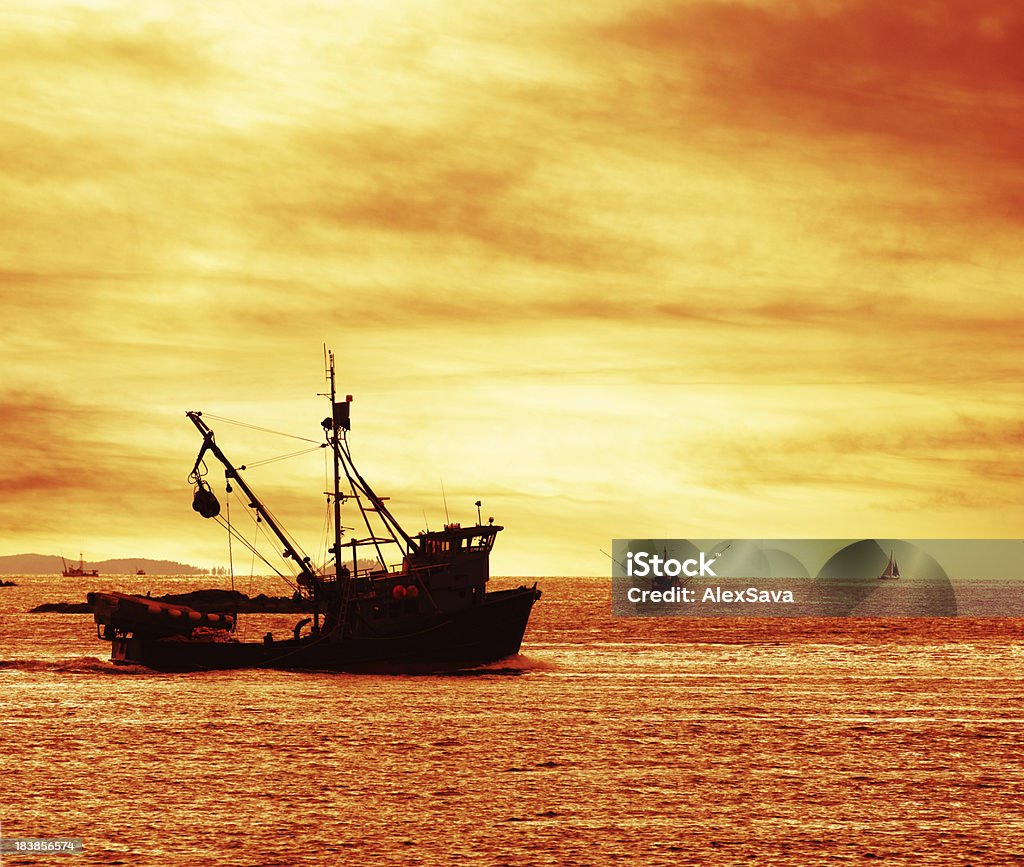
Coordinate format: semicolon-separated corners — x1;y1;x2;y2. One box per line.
0;656;153;675
444;654;555;677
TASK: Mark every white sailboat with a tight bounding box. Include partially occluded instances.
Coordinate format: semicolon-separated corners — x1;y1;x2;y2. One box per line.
877;550;901;581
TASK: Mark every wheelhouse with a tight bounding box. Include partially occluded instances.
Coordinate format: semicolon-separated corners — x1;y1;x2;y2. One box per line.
416;523;501;561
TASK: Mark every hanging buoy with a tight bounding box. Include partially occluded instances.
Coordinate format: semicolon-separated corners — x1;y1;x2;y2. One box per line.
392;584;407;600
191;479;221;519
406;585;419;600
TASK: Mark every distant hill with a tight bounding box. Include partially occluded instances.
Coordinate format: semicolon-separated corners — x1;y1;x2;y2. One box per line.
0;553;205;576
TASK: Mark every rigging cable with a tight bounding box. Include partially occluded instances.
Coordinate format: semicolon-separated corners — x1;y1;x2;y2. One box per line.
210;498;291;586
334;437;388;571
201;414;320;444
256;496;311;575
337;434;412;551
212;516;285;581
318;496;332;581
332;435;438;611
240;445;324;469
215;463;312;584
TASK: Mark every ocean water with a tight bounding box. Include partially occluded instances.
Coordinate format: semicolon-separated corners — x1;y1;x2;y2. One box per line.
2;575;1024;865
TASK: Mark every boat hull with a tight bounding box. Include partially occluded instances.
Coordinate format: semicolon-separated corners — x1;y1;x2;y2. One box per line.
109;585;541;673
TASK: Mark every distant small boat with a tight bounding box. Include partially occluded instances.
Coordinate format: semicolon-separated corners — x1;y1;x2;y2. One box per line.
136;569;146;576
877;550;900;581
62;554;99;578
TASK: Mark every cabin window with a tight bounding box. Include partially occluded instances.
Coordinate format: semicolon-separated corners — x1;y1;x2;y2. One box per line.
425;539;455;557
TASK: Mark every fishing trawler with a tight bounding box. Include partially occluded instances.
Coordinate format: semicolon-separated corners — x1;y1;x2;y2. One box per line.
62;554;99;578
89;351;541;672
877;550;901;581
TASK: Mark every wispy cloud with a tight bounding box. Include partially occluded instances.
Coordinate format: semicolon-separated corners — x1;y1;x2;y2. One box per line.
599;1;1024;228
0;0;1021;572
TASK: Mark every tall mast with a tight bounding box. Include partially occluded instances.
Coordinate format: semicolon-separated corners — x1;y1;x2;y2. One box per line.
327;350;344;583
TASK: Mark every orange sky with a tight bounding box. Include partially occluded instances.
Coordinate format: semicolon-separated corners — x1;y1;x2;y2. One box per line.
1;0;1022;576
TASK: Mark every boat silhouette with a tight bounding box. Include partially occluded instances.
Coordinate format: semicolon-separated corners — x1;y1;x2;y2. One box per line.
877;550;901;581
89;351;541;672
62;554;99;578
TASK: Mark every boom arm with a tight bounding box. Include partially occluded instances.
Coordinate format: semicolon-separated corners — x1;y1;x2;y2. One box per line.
186;411;318;584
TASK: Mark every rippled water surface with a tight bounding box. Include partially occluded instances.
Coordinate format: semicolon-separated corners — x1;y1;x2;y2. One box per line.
2;575;1023;865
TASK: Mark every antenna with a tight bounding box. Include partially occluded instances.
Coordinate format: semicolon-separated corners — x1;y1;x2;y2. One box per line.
441;478;450;524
